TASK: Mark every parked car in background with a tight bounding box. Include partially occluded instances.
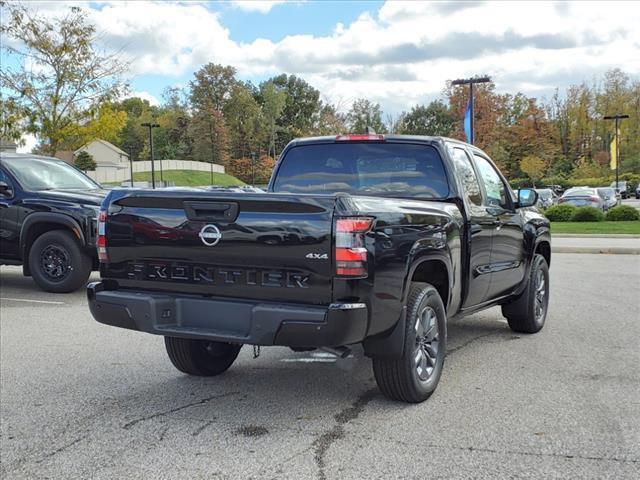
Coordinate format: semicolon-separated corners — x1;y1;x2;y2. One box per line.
534;188;558;208
559;187;605;211
611;180;628;199
546;184;564;196
597;187;620;210
636;183;640;199
0;153;105;292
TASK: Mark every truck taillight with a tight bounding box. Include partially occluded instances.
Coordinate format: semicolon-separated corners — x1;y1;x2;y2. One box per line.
335;217;373;277
97;210;108;262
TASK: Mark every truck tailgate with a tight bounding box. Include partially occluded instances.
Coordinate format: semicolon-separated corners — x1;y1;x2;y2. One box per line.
102;191;336;305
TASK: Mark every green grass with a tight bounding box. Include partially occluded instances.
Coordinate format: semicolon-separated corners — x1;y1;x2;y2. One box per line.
105;170;244;187
551;221;640;234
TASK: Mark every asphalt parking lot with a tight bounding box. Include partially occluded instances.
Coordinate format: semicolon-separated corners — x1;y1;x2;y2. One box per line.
1;253;639;479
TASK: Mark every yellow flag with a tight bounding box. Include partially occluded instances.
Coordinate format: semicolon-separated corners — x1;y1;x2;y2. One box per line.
610;136;616;170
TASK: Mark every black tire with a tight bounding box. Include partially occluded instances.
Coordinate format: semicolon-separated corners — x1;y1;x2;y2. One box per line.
164;337;242;376
372;282;447;403
28;230;92;293
501;254;549;333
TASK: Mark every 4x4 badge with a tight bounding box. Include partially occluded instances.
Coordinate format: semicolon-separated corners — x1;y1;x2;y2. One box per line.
305;253;328;259
199;224;222;246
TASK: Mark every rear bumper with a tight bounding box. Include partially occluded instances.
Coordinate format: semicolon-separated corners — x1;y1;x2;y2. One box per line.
87;282;368;347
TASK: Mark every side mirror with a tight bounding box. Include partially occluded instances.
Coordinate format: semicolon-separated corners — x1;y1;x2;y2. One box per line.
517;188;538;208
0;181;13;197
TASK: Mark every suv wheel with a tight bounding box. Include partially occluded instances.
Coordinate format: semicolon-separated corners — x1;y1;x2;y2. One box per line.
372;282;447;403
502;254;549;333
165;337;242;376
29;230;92;293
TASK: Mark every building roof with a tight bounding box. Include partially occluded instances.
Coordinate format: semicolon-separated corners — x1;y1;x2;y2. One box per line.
75;139;129;158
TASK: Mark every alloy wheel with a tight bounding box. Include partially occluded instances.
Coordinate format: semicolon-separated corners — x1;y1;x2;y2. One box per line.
414;306;440;382
40;244;71;281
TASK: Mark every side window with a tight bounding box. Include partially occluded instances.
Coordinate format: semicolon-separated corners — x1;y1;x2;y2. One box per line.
449;147;482;207
473;154;508;209
0;168;13;187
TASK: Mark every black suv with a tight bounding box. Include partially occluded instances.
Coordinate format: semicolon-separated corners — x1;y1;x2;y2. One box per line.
0;153;106;292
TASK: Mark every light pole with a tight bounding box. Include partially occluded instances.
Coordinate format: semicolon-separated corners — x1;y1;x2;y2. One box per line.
141;122;160;188
603;114;629;193
451;76;491;145
250;152;257;186
128;147;134;187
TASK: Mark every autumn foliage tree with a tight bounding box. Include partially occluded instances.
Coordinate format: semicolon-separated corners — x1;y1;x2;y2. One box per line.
0;4;127;155
520;155;546;187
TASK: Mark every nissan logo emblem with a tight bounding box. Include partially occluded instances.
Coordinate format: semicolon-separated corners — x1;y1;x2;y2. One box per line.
198;224;222;246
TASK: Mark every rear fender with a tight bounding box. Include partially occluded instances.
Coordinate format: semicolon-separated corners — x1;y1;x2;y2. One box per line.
364;251;451;360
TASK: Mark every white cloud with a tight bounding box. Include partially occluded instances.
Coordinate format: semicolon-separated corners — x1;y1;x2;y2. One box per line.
14;1;640;113
230;1;287;14
125;91;160;106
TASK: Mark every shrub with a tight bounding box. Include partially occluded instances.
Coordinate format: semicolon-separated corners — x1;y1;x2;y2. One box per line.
74;151;97;171
570;206;604;222
605;205;640;221
545;204;577;222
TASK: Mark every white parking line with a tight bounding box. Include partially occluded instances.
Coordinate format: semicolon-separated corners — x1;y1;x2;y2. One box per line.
280;358;337;363
0;297;65;305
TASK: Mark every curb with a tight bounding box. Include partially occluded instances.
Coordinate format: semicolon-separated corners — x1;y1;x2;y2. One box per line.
552;234;640;239
552;246;640;255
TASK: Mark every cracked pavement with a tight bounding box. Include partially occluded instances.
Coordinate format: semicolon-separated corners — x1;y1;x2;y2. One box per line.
1;253;639;479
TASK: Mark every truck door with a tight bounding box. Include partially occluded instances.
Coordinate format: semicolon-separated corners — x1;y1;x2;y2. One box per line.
472;153;525;299
0;167;20;259
448;146;493;307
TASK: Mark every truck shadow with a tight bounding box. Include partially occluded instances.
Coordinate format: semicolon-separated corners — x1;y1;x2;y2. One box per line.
106;311;518;431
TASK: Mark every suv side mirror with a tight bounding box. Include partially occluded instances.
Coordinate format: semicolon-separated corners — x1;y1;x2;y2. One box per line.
517;188;538;208
0;181;13;197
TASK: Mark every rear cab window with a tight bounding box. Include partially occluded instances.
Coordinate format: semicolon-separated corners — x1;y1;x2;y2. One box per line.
272;142;449;199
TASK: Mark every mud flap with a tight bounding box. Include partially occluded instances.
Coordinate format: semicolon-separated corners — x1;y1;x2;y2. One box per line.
363;307;406;359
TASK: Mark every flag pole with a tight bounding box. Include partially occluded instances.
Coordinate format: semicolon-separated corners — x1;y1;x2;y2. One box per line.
604;114;629;193
452;76;491;145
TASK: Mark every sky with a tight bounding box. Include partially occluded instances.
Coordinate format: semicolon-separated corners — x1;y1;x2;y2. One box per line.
4;0;640;152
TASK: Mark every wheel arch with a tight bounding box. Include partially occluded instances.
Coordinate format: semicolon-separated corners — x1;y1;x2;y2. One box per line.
534;239;551;267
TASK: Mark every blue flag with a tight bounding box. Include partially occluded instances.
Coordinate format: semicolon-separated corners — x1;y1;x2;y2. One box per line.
463;96;472;143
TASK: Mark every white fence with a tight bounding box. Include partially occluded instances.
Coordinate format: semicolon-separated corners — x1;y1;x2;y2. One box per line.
85;160;225;184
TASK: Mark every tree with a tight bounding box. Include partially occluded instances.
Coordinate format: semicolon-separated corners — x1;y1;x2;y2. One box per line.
520;155;546;187
189;64;238;112
399;101;454;136
0;4;127;155
0;96;33;146
74;150;97;171
314;104;347;136
346;98;387;133
269;74;323;143
224;155;275;185
190;107;229;166
58;104;127;150
154;87;192;160
112;97;156;161
260;81;286;158
224;85;263;159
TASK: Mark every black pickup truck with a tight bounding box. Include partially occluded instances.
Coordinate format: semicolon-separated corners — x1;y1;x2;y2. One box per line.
0;153;105;292
88;135;551;403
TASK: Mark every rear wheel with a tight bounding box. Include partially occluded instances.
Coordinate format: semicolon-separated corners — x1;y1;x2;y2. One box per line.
164;337;242;376
28;230;92;293
502;254;549;333
372;282;447;403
